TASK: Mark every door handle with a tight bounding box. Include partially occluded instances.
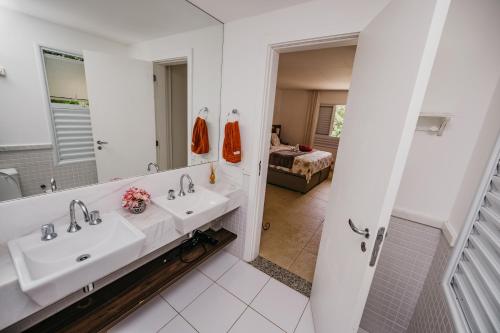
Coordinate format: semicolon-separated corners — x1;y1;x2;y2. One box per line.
96;140;108;145
369;227;386;266
348;219;370;239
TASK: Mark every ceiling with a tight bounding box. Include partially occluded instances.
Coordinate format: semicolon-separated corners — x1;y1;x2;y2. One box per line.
189;0;315;22
0;0;318;44
0;0;221;44
277;45;357;90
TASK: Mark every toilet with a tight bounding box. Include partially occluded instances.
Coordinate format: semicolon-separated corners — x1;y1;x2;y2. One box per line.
0;168;22;201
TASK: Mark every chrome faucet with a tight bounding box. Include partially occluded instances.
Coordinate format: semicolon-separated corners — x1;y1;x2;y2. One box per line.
41;223;57;241
147;162;159;173
68;199;90;233
179;174;195;197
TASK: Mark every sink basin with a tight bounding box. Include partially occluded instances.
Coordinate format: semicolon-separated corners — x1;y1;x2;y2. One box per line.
8;211;145;306
152;185;229;233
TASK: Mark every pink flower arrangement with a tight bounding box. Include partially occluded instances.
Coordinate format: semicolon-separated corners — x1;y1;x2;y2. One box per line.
121;187;151;209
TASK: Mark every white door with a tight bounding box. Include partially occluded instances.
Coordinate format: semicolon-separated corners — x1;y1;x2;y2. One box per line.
84;51;156;182
310;0;451;332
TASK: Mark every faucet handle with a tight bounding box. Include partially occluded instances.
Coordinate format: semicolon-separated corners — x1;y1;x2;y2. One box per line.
168;189;176;200
41;223;57;241
188;182;195;193
89;210;102;225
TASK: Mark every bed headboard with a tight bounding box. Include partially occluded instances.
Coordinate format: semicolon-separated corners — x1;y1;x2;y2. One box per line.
272;124;282;139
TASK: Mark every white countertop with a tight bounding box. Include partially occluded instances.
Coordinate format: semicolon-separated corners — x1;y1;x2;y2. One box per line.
0;179;244;330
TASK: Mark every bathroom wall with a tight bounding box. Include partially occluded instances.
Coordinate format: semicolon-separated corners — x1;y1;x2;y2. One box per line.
445;77;500;243
393;0;500;237
403;78;500;333
128;24;223;166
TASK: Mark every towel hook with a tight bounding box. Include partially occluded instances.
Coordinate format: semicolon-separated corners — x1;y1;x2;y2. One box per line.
226;108;239;121
198;107;209;116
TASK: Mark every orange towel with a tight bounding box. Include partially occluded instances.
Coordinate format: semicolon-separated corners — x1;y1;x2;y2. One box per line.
191;117;209;154
223;121;241;163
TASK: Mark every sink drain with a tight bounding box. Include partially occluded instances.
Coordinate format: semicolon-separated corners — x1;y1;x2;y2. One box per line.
186;210;194;215
76;254;91;262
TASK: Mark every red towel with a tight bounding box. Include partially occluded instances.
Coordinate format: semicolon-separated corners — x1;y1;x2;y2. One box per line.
223;121;241;163
191;117;209;154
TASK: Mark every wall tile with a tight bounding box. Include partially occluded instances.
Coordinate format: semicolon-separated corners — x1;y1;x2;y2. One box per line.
360;217;441;333
0;148;97;197
407;234;454;333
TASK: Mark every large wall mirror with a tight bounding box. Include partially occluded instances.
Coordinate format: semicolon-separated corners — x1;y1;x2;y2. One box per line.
0;0;223;202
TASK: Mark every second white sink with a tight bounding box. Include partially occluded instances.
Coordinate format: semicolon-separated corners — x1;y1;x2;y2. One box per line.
152;185;229;233
8;211;145;306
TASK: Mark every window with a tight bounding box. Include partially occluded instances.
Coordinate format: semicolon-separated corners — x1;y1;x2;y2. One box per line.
316;105;334;135
330;105;345;137
41;48;95;163
315;104;346;138
443;136;500;333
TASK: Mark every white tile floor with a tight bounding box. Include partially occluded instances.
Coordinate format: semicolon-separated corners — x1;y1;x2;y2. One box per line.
109;251;314;333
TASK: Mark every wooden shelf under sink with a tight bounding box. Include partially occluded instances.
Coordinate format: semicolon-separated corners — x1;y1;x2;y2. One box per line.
19;229;237;333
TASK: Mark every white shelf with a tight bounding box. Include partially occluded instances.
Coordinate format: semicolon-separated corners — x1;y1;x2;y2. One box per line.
415;113;452;136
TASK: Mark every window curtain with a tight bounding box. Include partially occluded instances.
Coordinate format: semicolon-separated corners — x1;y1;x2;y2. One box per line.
303;90;320;146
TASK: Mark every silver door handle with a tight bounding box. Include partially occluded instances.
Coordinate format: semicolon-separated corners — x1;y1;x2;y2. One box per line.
96;140;108;145
348;219;370;239
369;227;386;266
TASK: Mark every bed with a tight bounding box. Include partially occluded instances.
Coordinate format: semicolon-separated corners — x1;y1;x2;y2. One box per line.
267;125;333;193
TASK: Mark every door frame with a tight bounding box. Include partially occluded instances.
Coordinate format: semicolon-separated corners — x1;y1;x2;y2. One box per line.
243;33;359;261
153;58;189;170
149;50;193;166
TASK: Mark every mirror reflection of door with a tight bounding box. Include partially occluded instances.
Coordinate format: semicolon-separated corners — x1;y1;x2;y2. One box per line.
83;51;157;183
153;62;188;171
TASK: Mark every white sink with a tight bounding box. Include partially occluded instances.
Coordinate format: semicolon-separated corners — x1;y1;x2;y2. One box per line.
152;185;229;233
7;211;145;306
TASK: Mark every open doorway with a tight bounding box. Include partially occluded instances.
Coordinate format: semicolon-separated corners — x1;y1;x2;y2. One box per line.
255;42;357;291
153;61;188;171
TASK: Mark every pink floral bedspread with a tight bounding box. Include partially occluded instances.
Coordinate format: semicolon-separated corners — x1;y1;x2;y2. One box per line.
269;145;333;182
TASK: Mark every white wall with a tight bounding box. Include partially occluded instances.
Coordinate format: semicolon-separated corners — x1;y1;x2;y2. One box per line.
273;89;312;144
0;7;127;146
393;0;500;237
445;78;500;243
128;25;223;166
320;90;348;105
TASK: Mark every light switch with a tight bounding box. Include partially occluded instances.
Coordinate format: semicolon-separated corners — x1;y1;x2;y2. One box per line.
0;66;6;77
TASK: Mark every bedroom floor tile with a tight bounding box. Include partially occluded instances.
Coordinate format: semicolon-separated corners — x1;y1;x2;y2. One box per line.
303;225;322;256
260;178;330;282
288;251;317;282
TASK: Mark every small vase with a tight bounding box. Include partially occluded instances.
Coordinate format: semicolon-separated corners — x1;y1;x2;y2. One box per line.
209;163;216;184
129;199;146;214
